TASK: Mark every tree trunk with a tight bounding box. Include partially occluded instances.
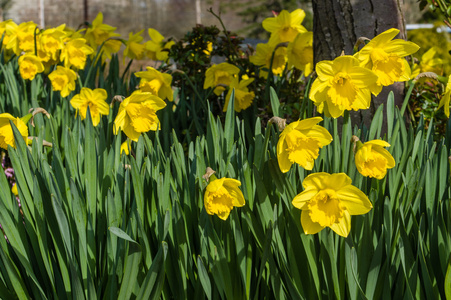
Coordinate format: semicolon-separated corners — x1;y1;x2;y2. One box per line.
312;0;406;131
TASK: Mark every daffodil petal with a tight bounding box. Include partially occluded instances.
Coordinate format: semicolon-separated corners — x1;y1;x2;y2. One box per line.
382;40;420;57
316;60;334;79
301;210;325;235
329;210;351;237
325;173;352;190
336;185;373;215
277;138;292;173
302;172;331;190
292;189;318;210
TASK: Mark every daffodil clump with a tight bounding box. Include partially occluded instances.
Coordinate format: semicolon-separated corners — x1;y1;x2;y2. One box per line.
1;12;174;84
0;7;450;299
250;9;313;77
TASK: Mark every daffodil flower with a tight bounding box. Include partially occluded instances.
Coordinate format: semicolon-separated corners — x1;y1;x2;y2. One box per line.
354;137;395;179
124;30;145;60
135;67;173;101
223;77;255;112
60;38;94;69
120;140;131;156
355;28;419;92
0;20;18;48
6;21;37;55
145;28;174;62
84;12;121;49
113;91;167;141
287;31;313;76
292;172;373;237
250;41;287;77
419;47;444;74
0;113;29;150
204;174;245;220
203;62;240;96
18;54;44;81
277;117;332;172
438;75;451;118
262;9;307;43
310;55;379;118
70;88;109;126
48;66;77;98
38;26;66;62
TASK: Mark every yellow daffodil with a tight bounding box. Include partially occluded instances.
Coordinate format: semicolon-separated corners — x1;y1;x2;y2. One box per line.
48;66;78;97
353;137;395;179
250;41;287;77
60;38;94;69
134;67;173;101
18;54;44;80
419;47;444;74
6;21;38;55
84;12;120;49
310;55;379;118
124;30;145;60
438;75;451;117
70;88;109;126
0;113;29;150
262;9;307;43
38;26;66;62
120;140;131;155
113;91;167;141
355;28;419;93
100;39;122;61
204;174;245;220
287;31;313;76
223;77;255;112
203;62;240;96
277;117;332;172
292;172;372;237
63;26;85;40
0;20;18;48
145;28;174;61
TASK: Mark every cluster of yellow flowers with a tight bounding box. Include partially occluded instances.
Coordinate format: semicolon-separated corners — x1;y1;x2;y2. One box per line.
250;9;313;77
203;14;408;239
0;13;173;98
2;9;447;240
203;62;255;112
0;13;176;150
311;28;419;118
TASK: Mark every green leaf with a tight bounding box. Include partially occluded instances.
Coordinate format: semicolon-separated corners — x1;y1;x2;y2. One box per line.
117;242;142;300
445;261;451;300
270;87;280;117
108;227;139;245
137;242;168;300
197;256;212;300
224;88;236;157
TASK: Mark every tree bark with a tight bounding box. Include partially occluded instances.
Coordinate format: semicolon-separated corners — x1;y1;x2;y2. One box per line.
312;0;406;131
